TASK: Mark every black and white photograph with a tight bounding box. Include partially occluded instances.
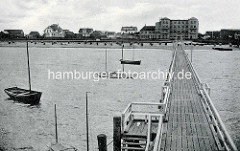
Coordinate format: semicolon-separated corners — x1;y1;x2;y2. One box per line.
0;0;240;150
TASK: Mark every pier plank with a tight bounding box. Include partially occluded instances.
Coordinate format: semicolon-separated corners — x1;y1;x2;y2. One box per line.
161;48;219;151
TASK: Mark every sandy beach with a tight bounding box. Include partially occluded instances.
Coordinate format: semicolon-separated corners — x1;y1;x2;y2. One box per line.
1;41;239;51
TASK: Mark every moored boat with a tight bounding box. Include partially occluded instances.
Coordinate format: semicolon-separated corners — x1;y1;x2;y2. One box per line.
120;59;141;65
48;143;77;151
4;87;42;105
4;38;42;105
212;47;233;51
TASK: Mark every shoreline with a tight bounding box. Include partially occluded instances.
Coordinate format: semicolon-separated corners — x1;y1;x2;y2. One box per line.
0;41;173;49
0;41;238;51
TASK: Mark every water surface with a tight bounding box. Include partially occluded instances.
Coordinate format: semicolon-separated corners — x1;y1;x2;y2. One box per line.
0;47;171;150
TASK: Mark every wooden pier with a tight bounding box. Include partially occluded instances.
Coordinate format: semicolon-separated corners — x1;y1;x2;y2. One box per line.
116;43;237;151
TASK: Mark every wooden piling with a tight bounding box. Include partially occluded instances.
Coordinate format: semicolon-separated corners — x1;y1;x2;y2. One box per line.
97;134;107;151
54;104;58;143
113;116;121;151
86;92;90;151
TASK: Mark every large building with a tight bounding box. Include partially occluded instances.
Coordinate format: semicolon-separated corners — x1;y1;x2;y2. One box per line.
140;17;199;40
44;24;65;38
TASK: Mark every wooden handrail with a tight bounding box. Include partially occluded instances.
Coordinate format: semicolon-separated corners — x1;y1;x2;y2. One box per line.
162;87;170;104
122;103;132;115
182;46;237;151
145;115;152;151
153;116;163;151
121;102;165;132
202;88;237;151
131;102;165;106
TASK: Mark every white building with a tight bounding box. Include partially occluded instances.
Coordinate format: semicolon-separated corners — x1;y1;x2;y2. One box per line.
155;17;199;40
44;24;65;38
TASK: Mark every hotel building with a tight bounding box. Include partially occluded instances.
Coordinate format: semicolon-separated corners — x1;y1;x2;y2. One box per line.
140;17;199;40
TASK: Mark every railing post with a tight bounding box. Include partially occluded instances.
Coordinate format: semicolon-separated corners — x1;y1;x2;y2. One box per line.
160;86;165;103
113;116;121;151
97;134;107;151
145;115;152;151
129;104;132;113
121;114;124;132
206;83;211;96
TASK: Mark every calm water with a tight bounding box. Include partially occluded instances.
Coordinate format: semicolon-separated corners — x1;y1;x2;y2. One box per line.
0;47;172;151
0;46;239;150
185;48;240;149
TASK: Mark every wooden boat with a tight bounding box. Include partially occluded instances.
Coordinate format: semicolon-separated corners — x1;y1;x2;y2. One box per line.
48;104;77;151
120;59;141;65
98;49;124;79
4;87;41;105
212;47;233;51
120;38;141;71
48;143;77;151
4;38;42;105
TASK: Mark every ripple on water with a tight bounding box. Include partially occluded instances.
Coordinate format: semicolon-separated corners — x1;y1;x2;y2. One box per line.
0;47;171;150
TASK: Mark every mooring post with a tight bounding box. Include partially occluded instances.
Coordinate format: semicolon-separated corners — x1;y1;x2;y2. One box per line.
97;134;107;151
86;92;90;151
206;83;211;96
54;104;58;144
160;86;164;103
113;116;121;151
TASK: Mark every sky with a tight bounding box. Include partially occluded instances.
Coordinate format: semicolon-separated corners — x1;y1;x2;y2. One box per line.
0;0;240;34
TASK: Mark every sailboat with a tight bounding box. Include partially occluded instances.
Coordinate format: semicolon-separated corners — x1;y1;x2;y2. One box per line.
120;59;141;65
120;43;141;65
4;38;42;105
48;104;77;151
98;49;120;79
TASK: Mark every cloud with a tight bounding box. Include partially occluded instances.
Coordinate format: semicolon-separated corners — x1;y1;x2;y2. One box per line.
0;0;240;34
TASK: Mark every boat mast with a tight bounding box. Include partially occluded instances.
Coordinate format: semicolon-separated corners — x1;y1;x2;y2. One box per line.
86;92;90;151
122;33;124;72
105;49;108;73
26;37;32;91
54;104;58;143
132;44;135;60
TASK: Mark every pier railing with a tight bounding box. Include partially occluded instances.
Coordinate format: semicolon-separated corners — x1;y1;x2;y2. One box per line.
182;46;237;151
121;102;165;133
152;115;163;151
145;114;164;151
120;47;177;145
121;102;165;150
160;47;177;122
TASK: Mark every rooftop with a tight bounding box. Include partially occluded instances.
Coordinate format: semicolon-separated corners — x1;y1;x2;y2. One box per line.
140;26;155;31
45;24;63;32
121;26;137;30
4;29;24;34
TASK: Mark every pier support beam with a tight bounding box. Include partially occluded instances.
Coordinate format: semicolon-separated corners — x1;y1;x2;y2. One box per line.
113;116;121;151
97;134;107;151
